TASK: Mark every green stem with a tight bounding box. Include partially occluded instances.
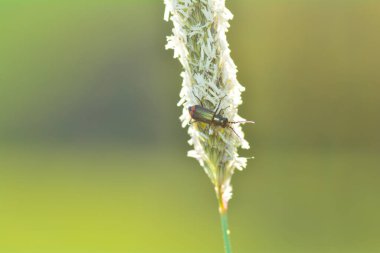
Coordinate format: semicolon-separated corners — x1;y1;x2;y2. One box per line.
220;211;232;253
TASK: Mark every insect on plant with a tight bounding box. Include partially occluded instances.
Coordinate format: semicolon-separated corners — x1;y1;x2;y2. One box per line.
188;94;255;138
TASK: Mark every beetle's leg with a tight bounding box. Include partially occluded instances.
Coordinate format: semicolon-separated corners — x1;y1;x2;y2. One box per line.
211;100;222;122
212;95;227;122
217;105;230;115
229;126;242;140
188;120;198;125
192;91;204;107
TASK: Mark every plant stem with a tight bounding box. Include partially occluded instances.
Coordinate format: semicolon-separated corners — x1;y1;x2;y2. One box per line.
220;210;232;253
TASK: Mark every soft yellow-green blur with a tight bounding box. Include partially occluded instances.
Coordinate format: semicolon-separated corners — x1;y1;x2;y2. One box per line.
1;1;379;253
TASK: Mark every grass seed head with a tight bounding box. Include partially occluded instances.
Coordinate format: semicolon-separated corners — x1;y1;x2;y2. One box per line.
164;0;252;212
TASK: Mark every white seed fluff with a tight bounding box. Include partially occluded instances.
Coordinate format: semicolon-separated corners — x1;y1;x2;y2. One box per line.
164;0;251;209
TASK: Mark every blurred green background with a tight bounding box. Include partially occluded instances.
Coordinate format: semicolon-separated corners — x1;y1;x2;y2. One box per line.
1;1;379;252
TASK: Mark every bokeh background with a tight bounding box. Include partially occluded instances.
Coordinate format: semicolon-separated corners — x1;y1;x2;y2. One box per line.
1;1;379;253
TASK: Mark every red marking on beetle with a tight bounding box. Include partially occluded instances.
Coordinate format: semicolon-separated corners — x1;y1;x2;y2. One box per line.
189;106;196;117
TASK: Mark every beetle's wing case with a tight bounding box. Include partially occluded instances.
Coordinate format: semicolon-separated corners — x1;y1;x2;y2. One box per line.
191;105;215;123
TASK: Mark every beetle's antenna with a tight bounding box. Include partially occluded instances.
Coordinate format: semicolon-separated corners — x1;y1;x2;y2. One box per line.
229;120;255;124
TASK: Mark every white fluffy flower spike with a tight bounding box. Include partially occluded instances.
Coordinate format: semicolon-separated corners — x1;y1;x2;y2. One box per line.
164;0;251;213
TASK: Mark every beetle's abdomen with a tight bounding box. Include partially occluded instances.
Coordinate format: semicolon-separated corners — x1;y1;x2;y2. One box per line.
189;105;213;123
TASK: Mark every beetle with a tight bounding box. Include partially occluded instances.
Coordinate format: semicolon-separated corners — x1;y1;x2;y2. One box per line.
188;95;254;138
